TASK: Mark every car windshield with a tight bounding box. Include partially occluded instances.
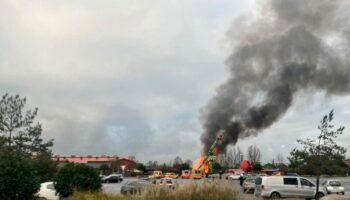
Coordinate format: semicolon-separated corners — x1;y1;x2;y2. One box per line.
255;177;262;185
245;179;255;183
329;181;341;186
47;183;55;190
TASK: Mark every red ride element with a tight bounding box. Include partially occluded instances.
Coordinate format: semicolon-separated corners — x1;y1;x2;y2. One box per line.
240;160;252;172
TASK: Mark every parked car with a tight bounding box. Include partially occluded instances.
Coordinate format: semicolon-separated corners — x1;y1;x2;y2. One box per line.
149;170;164;179
165;172;178;179
121;180;151;195
35;182;59;200
254;176;326;199
228;173;242;180
192;170;205;179
322;179;345;195
102;174;123;183
159;178;175;189
285;172;299;176
181;170;191;179
243;177;256;193
208;174;221;179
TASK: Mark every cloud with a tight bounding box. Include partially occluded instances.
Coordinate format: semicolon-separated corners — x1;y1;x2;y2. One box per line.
0;0;255;162
1;0;349;164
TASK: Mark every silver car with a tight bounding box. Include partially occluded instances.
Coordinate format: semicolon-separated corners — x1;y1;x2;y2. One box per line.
243;177;256;193
322;179;345;195
121;180;152;195
254;176;326;199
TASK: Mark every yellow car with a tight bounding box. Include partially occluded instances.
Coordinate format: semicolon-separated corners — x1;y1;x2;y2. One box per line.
149;170;164;179
192;170;204;179
165;172;178;179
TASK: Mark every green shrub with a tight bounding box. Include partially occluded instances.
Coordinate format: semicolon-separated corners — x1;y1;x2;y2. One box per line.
0;150;40;200
54;163;102;198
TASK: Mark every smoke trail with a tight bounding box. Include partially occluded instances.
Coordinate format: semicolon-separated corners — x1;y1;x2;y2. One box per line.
201;0;350;153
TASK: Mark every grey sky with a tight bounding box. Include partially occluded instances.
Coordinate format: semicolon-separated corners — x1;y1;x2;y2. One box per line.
1;0;349;164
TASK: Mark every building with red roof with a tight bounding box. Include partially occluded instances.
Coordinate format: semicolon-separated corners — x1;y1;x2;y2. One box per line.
52;155;137;172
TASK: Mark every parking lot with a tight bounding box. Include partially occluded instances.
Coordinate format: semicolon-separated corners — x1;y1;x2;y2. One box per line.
103;176;350;197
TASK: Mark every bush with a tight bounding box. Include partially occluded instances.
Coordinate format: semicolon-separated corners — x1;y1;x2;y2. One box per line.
32;152;58;182
54;163;102;198
0;150;40;200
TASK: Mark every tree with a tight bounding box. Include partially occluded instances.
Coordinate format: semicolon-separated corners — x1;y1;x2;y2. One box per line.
136;163;147;172
173;156;183;165
225;146;243;167
32;152;58;182
146;160;158;168
173;156;183;172
247;145;261;165
213;162;222;173
54;163;101;198
179;163;190;171
288;110;347;196
99;164;110;175
0;94;53;155
0;150;40;200
185;159;193;168
0;94;55;199
276;153;284;165
252;162;262;171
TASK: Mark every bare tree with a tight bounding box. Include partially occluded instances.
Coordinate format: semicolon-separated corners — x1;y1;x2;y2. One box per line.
234;147;243;165
184;159;193;168
217;153;227;166
247;145;261;165
173;156;183;165
146;160;158;167
276;153;284;165
225;146;243;167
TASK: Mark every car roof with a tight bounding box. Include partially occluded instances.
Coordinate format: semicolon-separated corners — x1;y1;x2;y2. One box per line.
41;181;54;185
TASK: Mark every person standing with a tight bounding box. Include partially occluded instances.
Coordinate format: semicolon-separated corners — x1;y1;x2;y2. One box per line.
239;174;245;187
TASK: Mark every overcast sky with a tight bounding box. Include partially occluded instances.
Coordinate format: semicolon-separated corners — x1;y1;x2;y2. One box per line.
1;0;349;164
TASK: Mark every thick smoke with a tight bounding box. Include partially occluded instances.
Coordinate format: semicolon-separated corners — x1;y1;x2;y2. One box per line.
201;0;350;153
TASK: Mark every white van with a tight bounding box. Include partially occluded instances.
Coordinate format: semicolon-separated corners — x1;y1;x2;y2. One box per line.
254;176;326;199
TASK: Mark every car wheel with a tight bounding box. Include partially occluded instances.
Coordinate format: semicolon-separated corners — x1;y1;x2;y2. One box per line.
270;192;280;200
341;192;344;195
315;192;324;200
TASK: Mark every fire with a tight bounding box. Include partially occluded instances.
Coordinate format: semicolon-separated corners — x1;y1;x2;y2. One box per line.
193;155;209;173
193;147;219;174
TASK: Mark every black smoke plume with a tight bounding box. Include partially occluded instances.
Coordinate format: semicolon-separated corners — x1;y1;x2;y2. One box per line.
201;0;350;153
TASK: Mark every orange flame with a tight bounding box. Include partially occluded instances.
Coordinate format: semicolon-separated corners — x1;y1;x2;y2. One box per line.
193;147;219;174
193;155;209;173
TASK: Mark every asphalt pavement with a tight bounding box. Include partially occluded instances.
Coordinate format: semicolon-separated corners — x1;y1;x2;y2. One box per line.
102;176;350;196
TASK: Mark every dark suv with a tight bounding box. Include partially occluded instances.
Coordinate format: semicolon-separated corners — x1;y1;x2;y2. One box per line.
101;174;123;183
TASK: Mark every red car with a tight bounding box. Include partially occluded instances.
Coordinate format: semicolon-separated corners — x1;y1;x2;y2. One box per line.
181;170;191;179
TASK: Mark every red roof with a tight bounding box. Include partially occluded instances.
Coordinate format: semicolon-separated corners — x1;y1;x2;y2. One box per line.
52;155;119;163
343;160;350;168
